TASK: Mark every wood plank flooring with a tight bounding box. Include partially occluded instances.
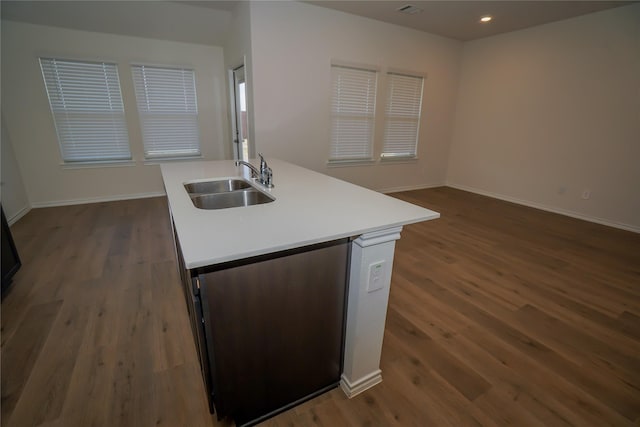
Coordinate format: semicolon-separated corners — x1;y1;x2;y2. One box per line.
2;187;639;426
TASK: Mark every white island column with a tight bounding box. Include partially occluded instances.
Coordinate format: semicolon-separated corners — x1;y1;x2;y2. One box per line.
340;226;403;398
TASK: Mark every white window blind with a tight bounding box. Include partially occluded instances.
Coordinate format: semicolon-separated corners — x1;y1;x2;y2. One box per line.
131;65;200;159
39;58;131;163
382;73;424;159
330;65;377;161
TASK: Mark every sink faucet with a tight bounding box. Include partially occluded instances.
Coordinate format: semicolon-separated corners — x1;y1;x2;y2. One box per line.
236;154;274;188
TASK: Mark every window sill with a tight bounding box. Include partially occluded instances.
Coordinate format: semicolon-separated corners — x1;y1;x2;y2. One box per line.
60;160;136;169
143;155;204;165
326;158;377;168
380;155;419;164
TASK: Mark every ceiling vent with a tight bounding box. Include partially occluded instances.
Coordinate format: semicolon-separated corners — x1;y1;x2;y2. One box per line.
396;4;423;15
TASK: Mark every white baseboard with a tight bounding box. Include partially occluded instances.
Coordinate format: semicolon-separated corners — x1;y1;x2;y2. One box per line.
379;183;444;194
446;183;640;234
30;191;166;209
340;370;382;399
7;204;32;226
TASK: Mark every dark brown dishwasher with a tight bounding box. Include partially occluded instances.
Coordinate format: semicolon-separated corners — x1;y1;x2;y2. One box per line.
176;235;350;427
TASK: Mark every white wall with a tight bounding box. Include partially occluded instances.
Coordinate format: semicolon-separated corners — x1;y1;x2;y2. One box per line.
448;4;640;231
1;21;230;206
1;120;30;223
249;1;462;192
223;1;256;159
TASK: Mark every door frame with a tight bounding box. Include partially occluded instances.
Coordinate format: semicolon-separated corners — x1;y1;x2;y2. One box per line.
228;60;250;161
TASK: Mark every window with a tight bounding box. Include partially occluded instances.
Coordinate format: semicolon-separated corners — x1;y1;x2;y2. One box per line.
39;58;131;163
131;65;200;159
381;72;424;159
330;65;377;161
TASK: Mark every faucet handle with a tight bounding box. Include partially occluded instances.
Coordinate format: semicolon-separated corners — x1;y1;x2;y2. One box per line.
264;167;274;188
258;153;267;172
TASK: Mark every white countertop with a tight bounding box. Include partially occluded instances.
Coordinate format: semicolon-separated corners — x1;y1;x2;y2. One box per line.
161;159;439;269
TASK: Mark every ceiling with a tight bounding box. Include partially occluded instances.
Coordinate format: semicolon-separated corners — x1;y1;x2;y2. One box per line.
0;1;234;46
1;1;635;45
304;1;635;41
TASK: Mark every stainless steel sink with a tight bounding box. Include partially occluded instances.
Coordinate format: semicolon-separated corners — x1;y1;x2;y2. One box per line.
184;177;274;210
191;189;274;210
184;178;252;195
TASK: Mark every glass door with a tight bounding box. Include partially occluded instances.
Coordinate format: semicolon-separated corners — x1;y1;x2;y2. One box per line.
232;66;249;161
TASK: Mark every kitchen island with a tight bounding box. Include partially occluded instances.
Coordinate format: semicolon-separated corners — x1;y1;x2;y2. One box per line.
161;159;439;426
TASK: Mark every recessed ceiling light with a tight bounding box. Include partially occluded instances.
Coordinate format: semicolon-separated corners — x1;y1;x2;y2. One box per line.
480;15;493;23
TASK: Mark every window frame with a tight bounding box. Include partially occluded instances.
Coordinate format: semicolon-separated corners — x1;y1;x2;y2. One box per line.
39;57;132;165
131;64;202;161
380;71;425;160
328;63;379;164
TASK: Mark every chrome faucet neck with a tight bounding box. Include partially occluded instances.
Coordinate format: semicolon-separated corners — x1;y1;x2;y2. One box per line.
236;158;274;188
235;160;259;176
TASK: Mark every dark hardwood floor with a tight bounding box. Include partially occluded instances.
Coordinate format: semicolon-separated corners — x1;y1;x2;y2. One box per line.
1;187;639;426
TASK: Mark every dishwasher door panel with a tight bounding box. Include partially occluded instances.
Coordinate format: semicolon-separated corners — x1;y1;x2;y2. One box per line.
198;239;349;425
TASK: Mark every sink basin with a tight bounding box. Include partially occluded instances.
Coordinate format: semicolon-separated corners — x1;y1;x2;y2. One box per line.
191;189;274;210
184;178;252;195
184;177;275;210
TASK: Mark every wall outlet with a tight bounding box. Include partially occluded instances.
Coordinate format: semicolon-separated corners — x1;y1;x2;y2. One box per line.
367;261;385;293
582;189;591;200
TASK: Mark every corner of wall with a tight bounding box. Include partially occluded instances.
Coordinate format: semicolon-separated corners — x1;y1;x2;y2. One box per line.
443;39;467;185
223;0;256;159
1;118;31;223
